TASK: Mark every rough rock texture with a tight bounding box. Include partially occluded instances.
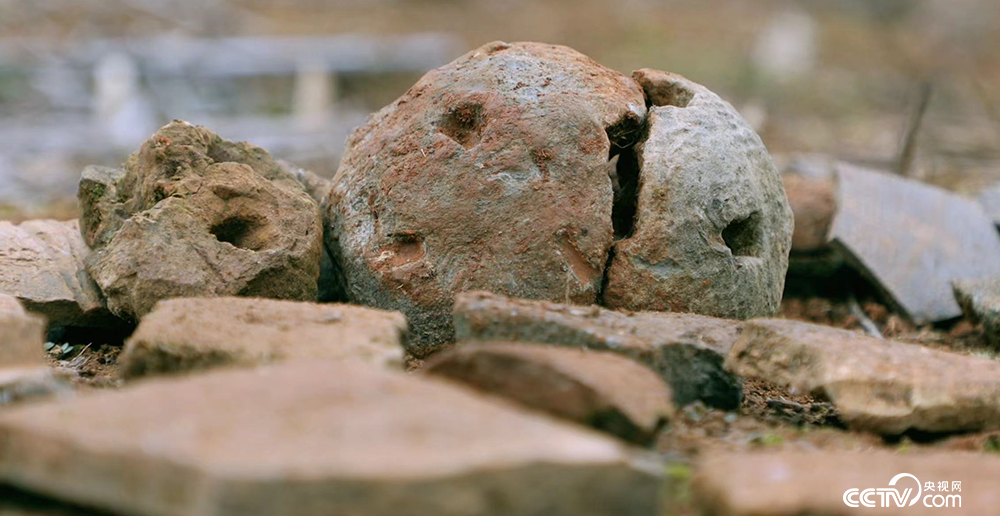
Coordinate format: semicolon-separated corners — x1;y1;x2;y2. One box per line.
325;41;647;355
0;299;70;406
79;121;323;321
727;318;1000;434
425;342;674;444
694;451;1000;516
953;276;1000;347
602;69;793;319
782;174;834;253
0;219;112;328
0;361;661;516
283;164;340;302
454;291;743;409
829;164;1000;323
120;297;407;379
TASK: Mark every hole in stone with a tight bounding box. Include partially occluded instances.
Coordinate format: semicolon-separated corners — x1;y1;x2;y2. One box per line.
610;146;640;240
439;102;485;149
210;216;266;251
722;212;762;258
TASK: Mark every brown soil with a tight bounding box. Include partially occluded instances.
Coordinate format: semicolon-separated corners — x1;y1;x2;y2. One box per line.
44;343;122;390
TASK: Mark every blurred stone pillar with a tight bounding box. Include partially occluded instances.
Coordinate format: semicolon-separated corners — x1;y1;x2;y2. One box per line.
293;59;334;132
93;52;157;148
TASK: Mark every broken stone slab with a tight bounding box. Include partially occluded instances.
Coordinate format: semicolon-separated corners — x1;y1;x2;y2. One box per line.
694;451;1000;515
120;297;407;379
953;276;1000;347
0;219;113;328
0;300;71;406
79;121;323;321
0;361;661;516
453;291;743;409
727;318;1000;435
978;181;1000;227
602;69;793;320
0;306;46;367
425;341;675;445
828;163;1000;323
0;292;25;314
783;174;835;253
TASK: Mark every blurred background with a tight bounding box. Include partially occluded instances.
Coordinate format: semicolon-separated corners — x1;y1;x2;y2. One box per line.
1;0;998;222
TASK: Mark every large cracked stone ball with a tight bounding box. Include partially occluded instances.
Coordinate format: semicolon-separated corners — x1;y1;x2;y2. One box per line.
326;42;792;356
80;121;323;321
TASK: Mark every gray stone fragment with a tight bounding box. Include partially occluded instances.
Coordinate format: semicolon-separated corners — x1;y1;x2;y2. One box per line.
603;69;793;320
454;291;743;409
0;302;71;406
425;342;675;445
695;451;1000;515
0;361;661;516
121;297;407;379
78;165;128;249
80;121;323;320
953;275;1000;347
0;220;113;328
829;164;1000;322
978;181;1000;227
727;318;1000;434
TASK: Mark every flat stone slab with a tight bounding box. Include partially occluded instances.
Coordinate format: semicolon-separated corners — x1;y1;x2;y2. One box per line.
0;361;660;516
454;291;743;409
0;219;112;328
783;174;835;253
1;303;46;367
425;342;674;444
0;301;69;406
978;181;1000;226
694;451;1000;515
828;164;1000;322
120;297;407;379
953;275;1000;347
0;292;25;314
0;366;72;407
727;318;1000;434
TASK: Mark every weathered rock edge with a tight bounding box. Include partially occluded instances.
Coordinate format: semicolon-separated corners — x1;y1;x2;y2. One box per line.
79;121;323;320
453;291;743;409
0;361;661;516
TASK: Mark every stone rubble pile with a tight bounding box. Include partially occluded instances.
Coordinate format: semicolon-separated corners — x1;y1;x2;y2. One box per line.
2;40;1000;516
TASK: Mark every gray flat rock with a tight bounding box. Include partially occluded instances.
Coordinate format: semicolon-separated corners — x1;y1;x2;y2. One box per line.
828;164;1000;322
978;181;1000;226
0;219;113;328
0;302;70;406
953;275;1000;347
121;297;407;379
425;342;674;444
0;361;661;516
695;451;1000;515
727;318;1000;434
453;291;743;409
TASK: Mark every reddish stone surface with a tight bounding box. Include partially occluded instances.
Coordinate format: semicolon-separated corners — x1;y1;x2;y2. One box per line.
325;41;647;356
